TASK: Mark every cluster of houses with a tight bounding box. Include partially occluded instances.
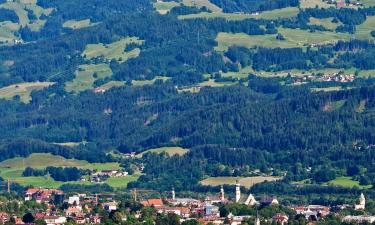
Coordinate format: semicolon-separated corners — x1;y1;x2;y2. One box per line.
292;72;355;85
81;169;128;183
15;188;118;225
0;183;370;225
325;0;364;8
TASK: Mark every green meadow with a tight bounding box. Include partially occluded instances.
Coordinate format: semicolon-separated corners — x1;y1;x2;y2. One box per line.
82;37;144;63
200;176;281;188
0;0;53;43
132;76;171;86
215;28;351;51
179;7;299;20
136;147;189;158
63;19;98;30
154;1;180;14
65;64;113;93
325;176;372;189
0;153;138;189
182;0;222;12
0;82;55;103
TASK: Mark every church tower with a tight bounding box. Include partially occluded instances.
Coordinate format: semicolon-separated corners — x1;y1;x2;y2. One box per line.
255;211;260;225
355;193;366;210
235;180;241;203
171;187;175;200
220;185;225;201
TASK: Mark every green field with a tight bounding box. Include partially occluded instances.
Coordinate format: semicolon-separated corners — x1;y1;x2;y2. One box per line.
0;82;55;103
220;66;254;79
179;7;299;20
105;175;141;188
355;16;375;40
0;0;53;43
325;176;372;189
182;0;222;12
215;28;351;51
63;19;98;30
308;17;342;30
65;64;113;93
82;37;144;63
99;81;126;90
154;1;180;14
178;78;237;93
0;153;139;189
132;76;171;86
136;147;189;158
300;0;331;8
200;176;281;188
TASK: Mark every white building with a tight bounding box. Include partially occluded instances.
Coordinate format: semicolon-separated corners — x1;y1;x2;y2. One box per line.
354;193;365;210
68;195;80;205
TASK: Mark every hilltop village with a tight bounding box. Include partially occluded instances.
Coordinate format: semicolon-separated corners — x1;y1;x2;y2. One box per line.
0;181;370;225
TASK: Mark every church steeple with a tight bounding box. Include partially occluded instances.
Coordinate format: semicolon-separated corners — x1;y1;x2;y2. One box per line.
235;180;241;203
220;185;225;201
171;187;175;200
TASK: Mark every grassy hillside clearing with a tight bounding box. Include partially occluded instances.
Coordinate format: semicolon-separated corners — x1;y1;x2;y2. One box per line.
132;76;171;86
200;176;281;188
0;153;139;189
0;82;55;103
0;0;52;44
154;1;180;14
52;141;88;147
136;147;189;158
0;0;52;30
182;0;222;12
308;17;342;30
63;19;98;30
82;37;144;63
300;0;331;9
215;28;351;51
325;176;372;189
65;64;112;93
178;7;299;20
177;78;237;93
99;81;126;90
355;16;375;40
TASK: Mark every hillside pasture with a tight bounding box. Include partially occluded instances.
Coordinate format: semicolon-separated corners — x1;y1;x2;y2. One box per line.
0;82;55;103
215;28;351;51
308;17;342;30
136;147;189;158
99;81;126;90
0;0;52;31
63;19;98;30
65;63;112;93
200;176;281;188
325;176;372;189
179;7;299;20
0;153;137;188
355;16;375;40
182;0;222;12
132;76;170;86
300;0;331;8
154;1;180;14
82;37;144;63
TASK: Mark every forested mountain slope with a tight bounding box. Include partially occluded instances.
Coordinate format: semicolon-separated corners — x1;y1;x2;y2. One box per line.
0;0;375;192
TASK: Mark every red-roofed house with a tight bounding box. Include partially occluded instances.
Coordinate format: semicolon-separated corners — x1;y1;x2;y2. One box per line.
141;199;164;208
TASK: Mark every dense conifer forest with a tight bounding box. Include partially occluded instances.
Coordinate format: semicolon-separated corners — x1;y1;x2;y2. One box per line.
0;0;375;195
